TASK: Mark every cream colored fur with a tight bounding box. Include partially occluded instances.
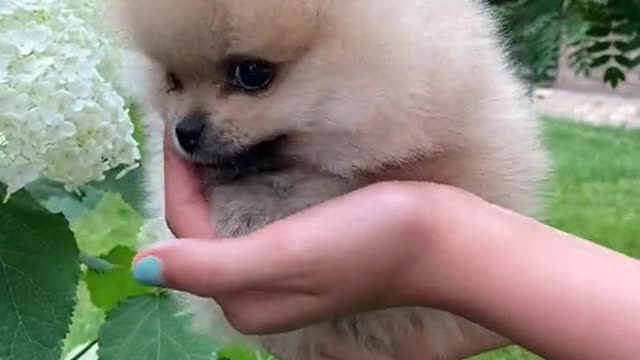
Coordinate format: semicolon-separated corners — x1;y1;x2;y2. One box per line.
107;0;549;359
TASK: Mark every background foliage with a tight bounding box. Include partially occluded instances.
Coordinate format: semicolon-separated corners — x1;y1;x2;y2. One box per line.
492;0;640;86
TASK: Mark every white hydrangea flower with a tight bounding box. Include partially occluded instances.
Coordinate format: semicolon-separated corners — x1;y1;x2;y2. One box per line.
0;0;140;196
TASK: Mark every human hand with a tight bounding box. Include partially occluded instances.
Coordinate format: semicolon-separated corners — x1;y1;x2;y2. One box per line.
132;134;508;358
139;143;440;331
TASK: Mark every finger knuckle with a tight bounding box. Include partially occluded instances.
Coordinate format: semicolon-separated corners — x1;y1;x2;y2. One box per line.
370;182;419;215
224;308;266;335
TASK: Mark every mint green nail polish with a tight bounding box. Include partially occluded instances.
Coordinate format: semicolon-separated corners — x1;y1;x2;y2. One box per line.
132;256;165;287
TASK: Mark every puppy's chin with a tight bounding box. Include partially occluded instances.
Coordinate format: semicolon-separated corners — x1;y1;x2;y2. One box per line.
177;135;293;184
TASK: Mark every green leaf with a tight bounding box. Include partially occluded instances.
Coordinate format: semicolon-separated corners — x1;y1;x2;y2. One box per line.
84;246;154;312
24;179;102;225
88;166;148;217
614;54;635;69
585;23;610;37
590;54;611;68
616;35;640;52
603;66;626;88
218;344;277;360
98;295;217;360
60;282;105;358
586;40;611;53
71;192;143;256
612;21;640;35
0;186;80;360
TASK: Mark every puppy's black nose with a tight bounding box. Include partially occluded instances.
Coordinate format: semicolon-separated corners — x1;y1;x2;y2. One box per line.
175;113;206;153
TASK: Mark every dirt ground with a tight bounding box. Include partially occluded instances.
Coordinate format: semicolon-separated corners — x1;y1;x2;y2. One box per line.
536;51;640;128
533;87;640;129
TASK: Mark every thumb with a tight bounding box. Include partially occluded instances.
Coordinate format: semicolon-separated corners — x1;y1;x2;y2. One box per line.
131;237;290;297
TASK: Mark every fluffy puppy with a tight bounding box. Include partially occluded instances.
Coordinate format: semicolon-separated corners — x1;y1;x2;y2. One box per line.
108;0;548;358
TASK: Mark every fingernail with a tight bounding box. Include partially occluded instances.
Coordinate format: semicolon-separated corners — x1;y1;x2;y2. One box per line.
132;256;165;287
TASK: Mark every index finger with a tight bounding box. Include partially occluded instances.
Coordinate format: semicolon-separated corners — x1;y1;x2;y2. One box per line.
164;131;215;239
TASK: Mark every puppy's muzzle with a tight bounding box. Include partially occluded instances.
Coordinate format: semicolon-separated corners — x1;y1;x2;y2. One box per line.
173;111;291;182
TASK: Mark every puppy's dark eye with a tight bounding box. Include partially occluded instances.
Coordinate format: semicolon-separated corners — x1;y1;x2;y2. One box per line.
166;71;183;93
228;59;275;92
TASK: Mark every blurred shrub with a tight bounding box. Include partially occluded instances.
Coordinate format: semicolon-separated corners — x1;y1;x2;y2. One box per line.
491;0;640;87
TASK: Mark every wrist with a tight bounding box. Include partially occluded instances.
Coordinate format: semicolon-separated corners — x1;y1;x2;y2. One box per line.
399;183;504;309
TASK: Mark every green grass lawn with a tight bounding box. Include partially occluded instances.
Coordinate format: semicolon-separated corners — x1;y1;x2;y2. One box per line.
470;118;640;360
64;118;640;359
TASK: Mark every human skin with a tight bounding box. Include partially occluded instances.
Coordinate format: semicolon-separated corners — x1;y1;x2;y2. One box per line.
133;141;640;359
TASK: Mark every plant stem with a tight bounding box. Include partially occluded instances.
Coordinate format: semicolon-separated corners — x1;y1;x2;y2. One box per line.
68;339;98;360
79;253;114;272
